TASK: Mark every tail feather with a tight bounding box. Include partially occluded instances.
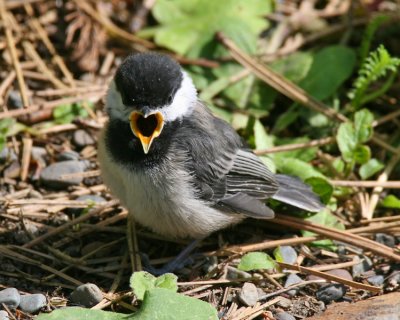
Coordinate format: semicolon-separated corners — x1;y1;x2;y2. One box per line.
272;174;324;212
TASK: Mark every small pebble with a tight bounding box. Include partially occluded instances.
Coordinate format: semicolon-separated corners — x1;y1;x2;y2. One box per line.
238;282;259;307
387;271;400;287
40;160;89;189
307;269;353;283
367;275;384;286
73;130;96;148
0;288;20;309
3;160;21;179
375;233;396;248
316;284;346;303
284;274;303;296
70;283;103;307
276;296;292;309
7;90;24;109
57;150;80;161
68;195;106;214
19;294;47;314
352;255;373;277
0;147;17;163
275;311;296;320
0;310;9;320
278;246;298;264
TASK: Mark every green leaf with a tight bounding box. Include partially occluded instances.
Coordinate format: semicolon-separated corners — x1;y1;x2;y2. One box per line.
337;122;357;162
37;307;128;320
381;195;400;209
130;271;157;300
130;272;178;301
254;120;273;150
274;137;318;162
275;158;325;181
305;177;333;204
238;252;276;271
53;102;91;124
271;51;313;83
147;0;273;58
354;109;374;143
359;158;384;179
154;273;178;292
300;45;356;100
353;145;371;165
133;288;218;320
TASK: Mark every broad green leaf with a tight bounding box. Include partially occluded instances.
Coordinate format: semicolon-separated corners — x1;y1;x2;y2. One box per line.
254;120;274;150
238;252;276;271
336;122;357;162
353;145;371;165
381;195;400;209
271;51;313;83
359;158;384;179
275;158;325;181
53;103;90;124
354;109;374;143
305;177;333;204
130;271;157;300
274;137;318;162
37;307;128;320
133;288;218;320
154;273;178;292
300;46;356;100
147;0;273;58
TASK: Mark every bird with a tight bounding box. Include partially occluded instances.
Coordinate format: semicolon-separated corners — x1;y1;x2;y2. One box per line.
98;52;323;242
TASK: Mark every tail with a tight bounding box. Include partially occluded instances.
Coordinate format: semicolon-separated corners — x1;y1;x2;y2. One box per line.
272;174;324;212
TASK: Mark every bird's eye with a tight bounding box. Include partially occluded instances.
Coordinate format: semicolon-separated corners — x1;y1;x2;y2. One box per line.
167;94;173;104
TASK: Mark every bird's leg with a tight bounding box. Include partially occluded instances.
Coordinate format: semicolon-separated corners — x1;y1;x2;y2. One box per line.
141;238;203;276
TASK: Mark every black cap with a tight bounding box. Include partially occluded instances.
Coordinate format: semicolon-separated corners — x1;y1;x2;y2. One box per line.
114;52;183;109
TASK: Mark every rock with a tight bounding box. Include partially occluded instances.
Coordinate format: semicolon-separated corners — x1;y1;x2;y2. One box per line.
306;292;400;320
238;282;259;307
276;296;292;309
352;255;373;277
31;147;47;167
315;284;346;303
367;275;384;286
70;283;103;307
284;274;303;296
57;150;80;161
3;160;21;179
72;130;95;148
375;233;396;248
276;311;296;320
0;288;20;309
308;269;353;283
7;90;24;109
40;160;89;189
0;147;17;163
387;271;400;287
19;294;47;313
0;310;9;320
278;246;298;264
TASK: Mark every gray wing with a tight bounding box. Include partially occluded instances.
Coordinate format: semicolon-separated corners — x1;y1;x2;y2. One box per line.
178;104;278;219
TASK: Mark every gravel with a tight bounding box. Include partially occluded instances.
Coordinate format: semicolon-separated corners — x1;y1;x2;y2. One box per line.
0;310;9;320
278;246;298;264
315;284;346;303
275;311;296;320
367;275;384;286
375;233;396;248
57;150;80;161
284;274;303;296
70;283;103;307
40;160;90;189
238;282;259;306
0;288;20;309
19;294;47;313
73;129;96;148
352;255;373;277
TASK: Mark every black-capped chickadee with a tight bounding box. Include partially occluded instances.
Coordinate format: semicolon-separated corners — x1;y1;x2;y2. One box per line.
98;52;323;240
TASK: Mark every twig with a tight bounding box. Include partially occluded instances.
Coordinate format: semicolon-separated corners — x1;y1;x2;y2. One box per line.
0;2;29;106
22;200;118;248
254;137;335;155
20;136;32;181
0;70;16;107
373;109;400;127
278;262;380;293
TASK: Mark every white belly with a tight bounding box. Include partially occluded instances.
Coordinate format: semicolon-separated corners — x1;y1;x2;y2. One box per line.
97;131;243;238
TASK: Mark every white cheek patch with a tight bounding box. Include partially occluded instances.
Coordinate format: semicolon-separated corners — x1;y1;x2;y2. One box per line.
105;81;131;121
160;71;198;122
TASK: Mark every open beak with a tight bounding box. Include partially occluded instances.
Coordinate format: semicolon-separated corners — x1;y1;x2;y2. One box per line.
129;111;164;154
